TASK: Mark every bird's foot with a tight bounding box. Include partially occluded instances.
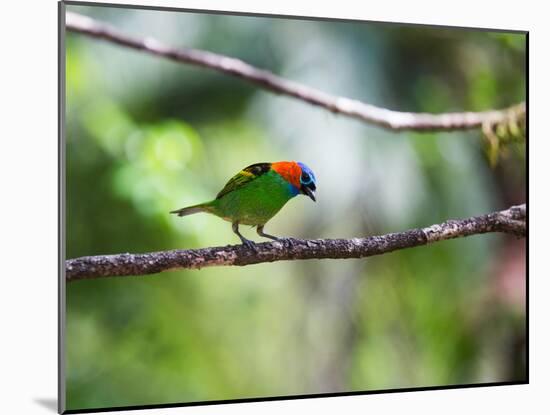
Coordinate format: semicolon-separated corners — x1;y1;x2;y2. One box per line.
278;237;297;248
240;238;257;251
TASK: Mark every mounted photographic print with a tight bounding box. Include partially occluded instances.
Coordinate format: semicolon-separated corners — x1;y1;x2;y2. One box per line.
59;1;527;413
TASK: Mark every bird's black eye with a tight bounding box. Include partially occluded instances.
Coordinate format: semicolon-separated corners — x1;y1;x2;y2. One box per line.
301;172;311;183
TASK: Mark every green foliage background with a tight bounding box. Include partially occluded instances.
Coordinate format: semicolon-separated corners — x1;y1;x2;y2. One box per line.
65;4;526;411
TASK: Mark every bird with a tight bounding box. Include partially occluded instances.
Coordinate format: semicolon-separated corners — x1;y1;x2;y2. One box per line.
170;161;317;247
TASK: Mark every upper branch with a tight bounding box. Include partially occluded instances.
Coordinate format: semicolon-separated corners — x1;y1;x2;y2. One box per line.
66;204;526;281
65;12;525;132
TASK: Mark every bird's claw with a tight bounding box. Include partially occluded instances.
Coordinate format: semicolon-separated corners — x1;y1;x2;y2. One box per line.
280;237;296;248
241;239;257;251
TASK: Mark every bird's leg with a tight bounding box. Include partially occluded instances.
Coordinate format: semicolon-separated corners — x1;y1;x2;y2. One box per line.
256;225;280;241
232;223;256;249
257;226;296;248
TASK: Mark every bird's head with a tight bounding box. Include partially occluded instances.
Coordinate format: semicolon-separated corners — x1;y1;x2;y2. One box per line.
271;161;317;202
297;162;317;202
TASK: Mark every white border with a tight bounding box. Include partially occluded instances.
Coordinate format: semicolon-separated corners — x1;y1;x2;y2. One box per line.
2;0;546;414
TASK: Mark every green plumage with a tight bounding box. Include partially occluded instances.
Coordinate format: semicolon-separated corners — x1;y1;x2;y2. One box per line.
172;169;294;226
212;170;296;225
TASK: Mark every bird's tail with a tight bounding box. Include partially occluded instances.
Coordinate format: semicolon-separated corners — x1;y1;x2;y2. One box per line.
170;202;213;217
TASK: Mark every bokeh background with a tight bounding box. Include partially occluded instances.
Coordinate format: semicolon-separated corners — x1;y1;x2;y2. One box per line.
64;4;526;411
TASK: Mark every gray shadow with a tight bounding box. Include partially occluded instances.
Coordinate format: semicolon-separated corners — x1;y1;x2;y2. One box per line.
34;398;57;413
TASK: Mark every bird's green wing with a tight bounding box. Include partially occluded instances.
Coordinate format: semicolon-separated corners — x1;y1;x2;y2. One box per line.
216;162;271;199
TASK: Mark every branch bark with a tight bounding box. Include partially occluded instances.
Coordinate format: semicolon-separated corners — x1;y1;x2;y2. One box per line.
65;12;525;132
66;204;526;281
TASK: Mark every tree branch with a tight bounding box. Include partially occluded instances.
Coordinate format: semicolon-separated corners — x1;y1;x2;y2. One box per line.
66;204;525;281
65;12;525;132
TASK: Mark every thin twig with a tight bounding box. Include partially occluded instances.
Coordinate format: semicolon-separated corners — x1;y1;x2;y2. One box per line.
65;204;526;281
65;12;525;132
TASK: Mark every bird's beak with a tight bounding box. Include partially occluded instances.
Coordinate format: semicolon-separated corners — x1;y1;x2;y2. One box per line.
303;186;316;202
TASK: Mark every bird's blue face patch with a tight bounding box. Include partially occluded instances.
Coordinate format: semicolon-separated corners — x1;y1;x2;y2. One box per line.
297;162;316;187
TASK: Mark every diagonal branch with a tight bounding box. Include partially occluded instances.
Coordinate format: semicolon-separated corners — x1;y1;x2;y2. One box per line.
65;12;525;132
66;204;526;281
